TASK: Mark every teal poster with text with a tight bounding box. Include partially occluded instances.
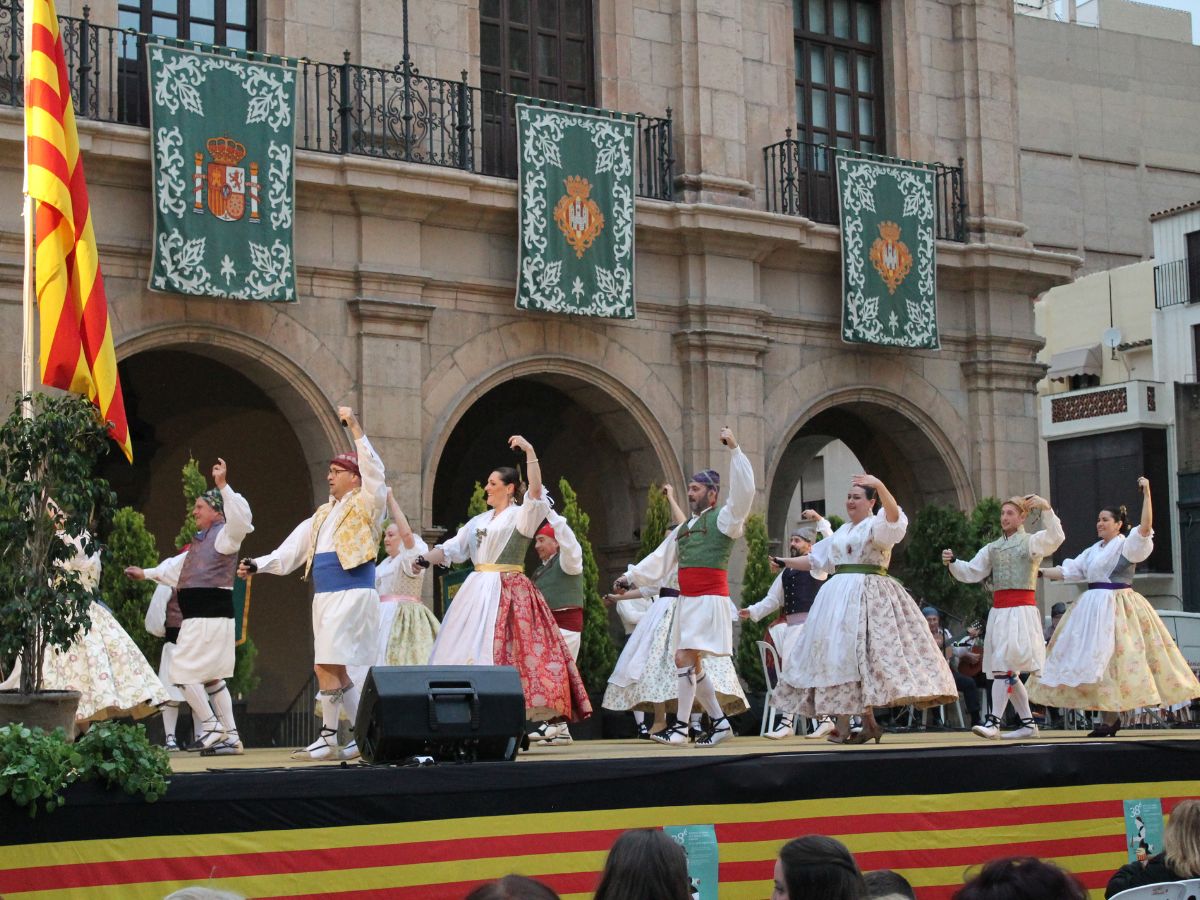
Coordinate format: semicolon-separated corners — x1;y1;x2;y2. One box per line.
663;824;718;900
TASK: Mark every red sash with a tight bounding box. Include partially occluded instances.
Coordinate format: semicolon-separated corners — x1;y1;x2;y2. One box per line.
677;567;729;597
552;606;584;633
993;589;1036;609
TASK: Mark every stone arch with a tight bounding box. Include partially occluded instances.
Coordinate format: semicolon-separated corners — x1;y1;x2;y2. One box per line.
117;323;347;497
765;374;975;540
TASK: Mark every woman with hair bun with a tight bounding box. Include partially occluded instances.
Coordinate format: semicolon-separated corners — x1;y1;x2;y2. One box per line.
772;476;957;745
1029;476;1200;736
422;437;591;726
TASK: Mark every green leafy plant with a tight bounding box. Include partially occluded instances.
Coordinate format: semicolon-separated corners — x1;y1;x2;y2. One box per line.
467;481;488;519
825;514;845;533
0;394;116;694
636;483;673;562
100;507;162;669
736;514;775;693
230;635;260;698
0;721;171;817
559;478;616;695
174;457;209;550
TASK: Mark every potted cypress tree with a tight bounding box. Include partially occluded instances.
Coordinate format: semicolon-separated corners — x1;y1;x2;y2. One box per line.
0;394;116;735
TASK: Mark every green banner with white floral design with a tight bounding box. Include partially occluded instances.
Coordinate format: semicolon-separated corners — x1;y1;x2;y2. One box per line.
515;104;635;319
148;42;296;302
837;156;938;349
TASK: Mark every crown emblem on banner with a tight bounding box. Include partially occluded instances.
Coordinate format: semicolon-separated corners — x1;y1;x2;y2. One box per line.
868;219;912;295
554;176;605;259
206;137;247;166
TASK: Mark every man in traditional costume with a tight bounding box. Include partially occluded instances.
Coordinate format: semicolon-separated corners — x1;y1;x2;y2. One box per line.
127;459;253;754
239;407;386;761
527;512;586;745
942;494;1064;740
616;426;755;746
740;513;832;739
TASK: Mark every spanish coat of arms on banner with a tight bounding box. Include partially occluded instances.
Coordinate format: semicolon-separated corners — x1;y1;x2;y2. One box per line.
515;103;636;319
147;42;297;302
836;155;938;349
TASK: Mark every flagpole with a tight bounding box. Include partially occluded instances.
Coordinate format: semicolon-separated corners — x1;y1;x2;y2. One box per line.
20;0;35;418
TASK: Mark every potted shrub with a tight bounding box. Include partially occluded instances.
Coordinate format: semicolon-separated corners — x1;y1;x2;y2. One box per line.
0;394;116;735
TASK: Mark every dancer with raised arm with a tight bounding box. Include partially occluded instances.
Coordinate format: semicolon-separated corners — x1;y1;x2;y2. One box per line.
942;494;1064;740
421;436;591;728
127;459;253;754
1028;477;1200;736
614;426;754;747
239;407;386;761
740;510;832;740
373;487;438;668
773;476;957;744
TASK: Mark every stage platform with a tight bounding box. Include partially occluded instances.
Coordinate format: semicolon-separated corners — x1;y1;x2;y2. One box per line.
2;729;1198;899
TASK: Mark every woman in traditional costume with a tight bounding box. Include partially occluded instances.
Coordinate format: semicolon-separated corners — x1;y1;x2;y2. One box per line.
2;526;167;729
421;436;591;724
773;476;957;744
1029;476;1200;736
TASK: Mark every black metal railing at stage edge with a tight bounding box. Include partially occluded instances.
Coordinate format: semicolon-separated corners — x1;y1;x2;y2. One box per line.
763;129;967;242
0;1;675;201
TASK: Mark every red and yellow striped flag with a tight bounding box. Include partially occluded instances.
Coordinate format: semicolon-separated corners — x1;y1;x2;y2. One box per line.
24;0;131;461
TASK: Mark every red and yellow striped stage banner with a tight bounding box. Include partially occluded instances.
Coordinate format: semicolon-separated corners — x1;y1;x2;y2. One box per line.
24;0;131;460
0;781;1194;899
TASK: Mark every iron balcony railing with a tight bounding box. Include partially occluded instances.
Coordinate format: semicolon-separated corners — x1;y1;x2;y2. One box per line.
0;2;675;200
763;129;967;242
1154;258;1197;309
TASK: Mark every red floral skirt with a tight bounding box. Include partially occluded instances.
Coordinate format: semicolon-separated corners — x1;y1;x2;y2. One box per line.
493;573;592;722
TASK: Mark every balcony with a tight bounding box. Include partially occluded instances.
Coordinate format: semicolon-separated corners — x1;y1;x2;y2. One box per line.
1040;379;1170;440
1154;258;1199;309
762;130;968;242
0;2;675;201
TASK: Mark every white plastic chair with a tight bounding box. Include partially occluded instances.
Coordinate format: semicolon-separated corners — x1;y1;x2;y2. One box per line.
1181;878;1200;900
1109;883;1188;900
756;640;783;737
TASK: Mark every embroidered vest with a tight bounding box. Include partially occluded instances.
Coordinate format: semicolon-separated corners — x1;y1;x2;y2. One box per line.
303;487;382;580
676;507;734;571
987;529;1039;591
531;553;585;610
781;568;819;615
494;529;531;566
177;522;237;590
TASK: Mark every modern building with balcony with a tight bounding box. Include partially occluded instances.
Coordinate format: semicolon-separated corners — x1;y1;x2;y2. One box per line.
0;0;1083;714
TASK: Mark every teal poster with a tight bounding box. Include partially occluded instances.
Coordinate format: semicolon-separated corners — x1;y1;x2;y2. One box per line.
1124;798;1165;863
663;824;719;900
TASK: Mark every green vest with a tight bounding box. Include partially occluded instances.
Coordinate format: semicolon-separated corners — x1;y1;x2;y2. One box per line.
531;553;585;610
988;529;1039;591
676;506;734;570
495;530;531;566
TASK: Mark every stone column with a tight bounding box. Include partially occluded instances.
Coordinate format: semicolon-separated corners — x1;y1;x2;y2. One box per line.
349;298;434;515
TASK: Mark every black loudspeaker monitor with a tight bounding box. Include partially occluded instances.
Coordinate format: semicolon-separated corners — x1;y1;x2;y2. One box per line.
355;665;526;764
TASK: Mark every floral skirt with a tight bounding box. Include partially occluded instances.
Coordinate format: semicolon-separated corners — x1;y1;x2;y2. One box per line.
8;603;169;724
1028;588;1200;711
602;596;747;715
494;573;592;722
383;599;441;667
774;574;958;717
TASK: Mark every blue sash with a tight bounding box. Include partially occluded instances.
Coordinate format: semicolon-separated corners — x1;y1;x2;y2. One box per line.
312;552;375;593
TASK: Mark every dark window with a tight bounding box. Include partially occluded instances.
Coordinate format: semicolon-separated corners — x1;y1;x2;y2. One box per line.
117;0;257;125
1187;230;1200;302
1068;373;1101;391
479;0;594;177
1047;428;1172;574
1193;324;1200;380
793;0;883;154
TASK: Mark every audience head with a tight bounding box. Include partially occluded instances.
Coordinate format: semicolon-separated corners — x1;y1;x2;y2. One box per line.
593;829;691;900
773;835;866;900
863;869;916;899
1166;799;1200;878
951;857;1087;900
463;876;560;900
922;606;941;632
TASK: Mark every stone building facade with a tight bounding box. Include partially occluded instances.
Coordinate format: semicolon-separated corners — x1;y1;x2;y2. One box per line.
0;0;1075;711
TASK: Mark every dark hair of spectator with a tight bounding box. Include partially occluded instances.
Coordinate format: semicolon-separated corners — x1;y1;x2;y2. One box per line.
863;868;917;899
1050;602;1067;617
951;856;1088;900
463;874;560;900
778;835;866;899
592;829;691;900
1099;504;1130;534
